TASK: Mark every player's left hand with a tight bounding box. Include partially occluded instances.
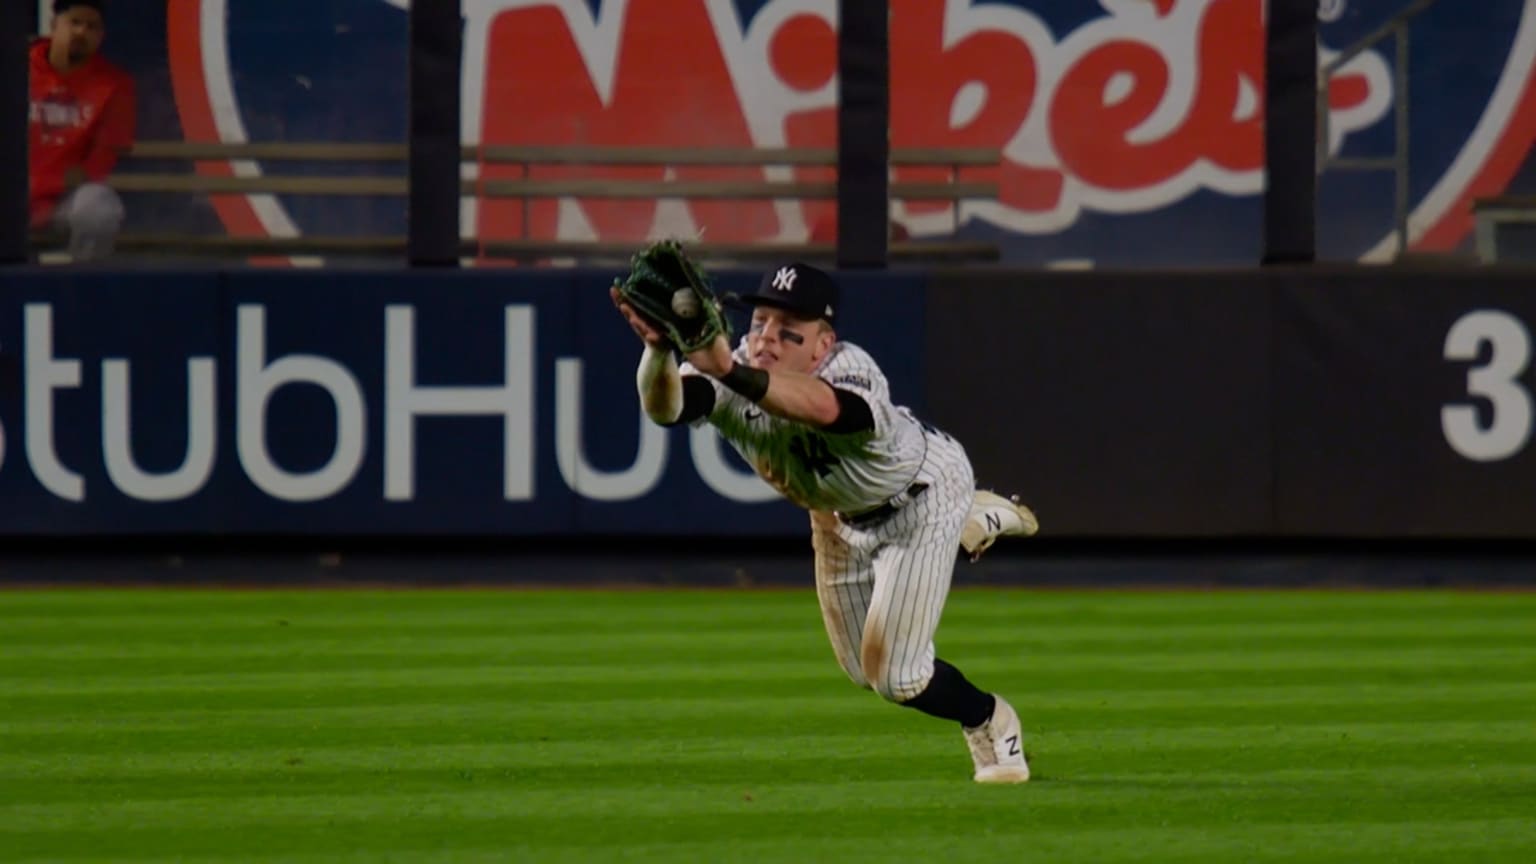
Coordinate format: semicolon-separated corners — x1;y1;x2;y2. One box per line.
683;332;734;378
610;285;671;348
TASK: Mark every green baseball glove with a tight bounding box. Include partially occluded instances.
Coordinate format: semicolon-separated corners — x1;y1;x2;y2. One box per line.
612;240;730;353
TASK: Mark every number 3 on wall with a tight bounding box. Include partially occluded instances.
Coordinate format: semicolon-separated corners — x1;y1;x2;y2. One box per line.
1442;310;1533;462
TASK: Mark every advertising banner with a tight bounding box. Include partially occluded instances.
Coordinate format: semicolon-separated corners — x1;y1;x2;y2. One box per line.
0;268;925;535
6;265;1534;539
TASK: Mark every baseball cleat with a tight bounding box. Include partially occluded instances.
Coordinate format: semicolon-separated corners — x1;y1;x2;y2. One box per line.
960;490;1039;562
962;695;1031;784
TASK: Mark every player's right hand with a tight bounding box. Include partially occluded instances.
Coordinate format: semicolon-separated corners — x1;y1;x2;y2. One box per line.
610;285;671;348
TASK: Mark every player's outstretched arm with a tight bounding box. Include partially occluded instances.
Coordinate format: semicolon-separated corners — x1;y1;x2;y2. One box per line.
754;370;842;427
682;335;847;429
635;343;684;424
634;346;717;428
613;286;683;423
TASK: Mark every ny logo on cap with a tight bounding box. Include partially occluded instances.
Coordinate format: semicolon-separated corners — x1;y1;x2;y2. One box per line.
772;267;797;292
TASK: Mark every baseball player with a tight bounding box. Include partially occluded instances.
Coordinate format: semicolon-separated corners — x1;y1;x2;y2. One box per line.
611;262;1039;784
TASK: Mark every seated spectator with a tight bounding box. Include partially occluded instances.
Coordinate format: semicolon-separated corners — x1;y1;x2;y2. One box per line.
29;0;135;262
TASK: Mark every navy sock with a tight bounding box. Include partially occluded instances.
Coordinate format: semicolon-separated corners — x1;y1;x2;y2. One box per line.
900;658;997;727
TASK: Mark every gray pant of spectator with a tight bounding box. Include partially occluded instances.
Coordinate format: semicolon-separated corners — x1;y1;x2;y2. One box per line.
54;182;124;261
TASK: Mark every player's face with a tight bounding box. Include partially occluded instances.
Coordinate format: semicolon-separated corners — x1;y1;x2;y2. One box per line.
747;307;833;373
52;7;104;65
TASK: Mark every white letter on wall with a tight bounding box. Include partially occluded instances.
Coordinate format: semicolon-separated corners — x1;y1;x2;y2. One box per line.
554;357;667;501
384;305;535;501
102;358;217;501
237;305;366;501
25;304;84;501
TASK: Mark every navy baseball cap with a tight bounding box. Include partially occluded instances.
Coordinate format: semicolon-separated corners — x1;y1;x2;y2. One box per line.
733;262;840;324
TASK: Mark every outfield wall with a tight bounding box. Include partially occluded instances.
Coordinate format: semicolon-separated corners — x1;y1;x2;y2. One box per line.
2;266;1535;540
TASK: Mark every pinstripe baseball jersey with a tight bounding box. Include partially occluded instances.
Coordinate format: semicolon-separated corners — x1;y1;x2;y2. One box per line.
681;339;927;513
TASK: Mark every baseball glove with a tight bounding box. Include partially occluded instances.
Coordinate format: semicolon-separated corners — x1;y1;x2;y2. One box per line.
612;240;730;353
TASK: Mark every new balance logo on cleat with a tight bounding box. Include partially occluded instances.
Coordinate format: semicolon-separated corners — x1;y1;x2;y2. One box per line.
960;490;1040;562
965;696;1030;784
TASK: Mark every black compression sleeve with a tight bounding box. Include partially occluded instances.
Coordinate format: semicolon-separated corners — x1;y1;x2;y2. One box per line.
823;388;876;434
661;375;717;427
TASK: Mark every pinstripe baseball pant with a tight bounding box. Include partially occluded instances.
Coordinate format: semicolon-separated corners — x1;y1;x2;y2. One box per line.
811;427;976;702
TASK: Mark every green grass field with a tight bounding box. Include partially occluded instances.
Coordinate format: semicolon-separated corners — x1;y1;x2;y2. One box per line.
2;587;1534;863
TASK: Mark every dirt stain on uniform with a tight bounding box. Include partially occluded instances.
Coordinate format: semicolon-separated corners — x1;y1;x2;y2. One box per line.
860;624;889;690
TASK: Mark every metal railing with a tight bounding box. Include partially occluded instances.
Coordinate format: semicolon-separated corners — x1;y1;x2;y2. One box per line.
1317;0;1442;258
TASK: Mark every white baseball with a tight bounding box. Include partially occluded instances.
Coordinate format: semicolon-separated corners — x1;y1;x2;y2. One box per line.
671;289;700;319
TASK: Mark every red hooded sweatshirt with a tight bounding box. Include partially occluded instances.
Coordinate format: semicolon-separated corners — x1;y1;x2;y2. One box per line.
29;37;136;226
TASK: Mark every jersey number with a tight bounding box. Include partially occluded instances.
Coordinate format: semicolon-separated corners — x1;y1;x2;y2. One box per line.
790;434;841;478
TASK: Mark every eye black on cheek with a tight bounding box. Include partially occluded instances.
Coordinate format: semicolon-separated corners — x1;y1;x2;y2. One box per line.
781;331;805;345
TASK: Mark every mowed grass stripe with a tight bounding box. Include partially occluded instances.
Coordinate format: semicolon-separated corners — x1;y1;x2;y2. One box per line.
0;588;1528;624
4;664;1530;724
5;628;1531;673
5;609;1532;641
2;595;1528;631
54;817;1517;864
3;581;1523;608
4;771;1534;834
5;637;1532;674
4;678;1533;738
4;710;1530;764
15;818;1536;864
5;641;1534;695
3;679;1523;725
6;694;1529;756
7;736;1536;805
6;670;1529;722
0;608;824;637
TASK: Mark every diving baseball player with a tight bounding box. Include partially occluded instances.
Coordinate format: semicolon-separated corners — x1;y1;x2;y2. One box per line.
612;260;1039;784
